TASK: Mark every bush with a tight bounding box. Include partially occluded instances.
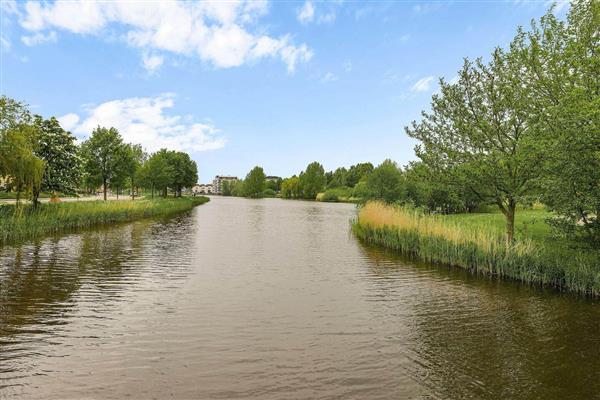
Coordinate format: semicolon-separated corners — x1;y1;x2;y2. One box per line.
320;186;353;202
262;188;276;197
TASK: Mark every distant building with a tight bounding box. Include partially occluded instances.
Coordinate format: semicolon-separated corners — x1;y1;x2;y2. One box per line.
192;184;214;195
265;176;281;182
212;175;238;194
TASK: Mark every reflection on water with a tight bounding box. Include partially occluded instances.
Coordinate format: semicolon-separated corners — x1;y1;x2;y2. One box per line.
0;197;598;399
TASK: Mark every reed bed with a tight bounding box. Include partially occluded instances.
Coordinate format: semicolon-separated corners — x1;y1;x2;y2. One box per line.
353;201;600;296
0;196;209;245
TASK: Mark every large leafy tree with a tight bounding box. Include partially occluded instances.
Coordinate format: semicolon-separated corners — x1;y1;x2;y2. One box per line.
367;159;404;203
32;116;81;198
406;43;540;243
80;126;125;201
299;161;326;199
521;1;600;244
244;166;266;198
164;150;198;197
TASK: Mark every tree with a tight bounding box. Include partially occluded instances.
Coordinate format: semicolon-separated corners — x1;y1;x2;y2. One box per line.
521;1;600;244
122;144;145;199
346;163;374;187
327;167;348;189
281;176;300;199
139;150;174;198
80;126;125;201
406;43;540;243
0;125;45;206
299;161;326;199
244;166;266;198
0;96;31;132
367;159;404;203
32;116;81;200
0;97;32;181
164;151;198;197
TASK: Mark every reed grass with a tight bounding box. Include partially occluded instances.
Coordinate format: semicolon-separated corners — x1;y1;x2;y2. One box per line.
0;196;209;245
352;201;600;296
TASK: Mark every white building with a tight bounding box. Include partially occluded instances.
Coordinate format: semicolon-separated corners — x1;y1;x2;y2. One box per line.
212;175;238;194
192;183;214;195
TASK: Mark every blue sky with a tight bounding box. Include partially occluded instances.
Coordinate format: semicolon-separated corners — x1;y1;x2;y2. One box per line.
1;0;565;182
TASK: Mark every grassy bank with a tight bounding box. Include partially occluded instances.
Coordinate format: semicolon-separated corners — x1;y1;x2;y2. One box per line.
352;202;600;296
0;196;209;245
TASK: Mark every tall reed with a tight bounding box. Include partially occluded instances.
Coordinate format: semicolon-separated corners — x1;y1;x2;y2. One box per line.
0;196;209;246
353;202;600;296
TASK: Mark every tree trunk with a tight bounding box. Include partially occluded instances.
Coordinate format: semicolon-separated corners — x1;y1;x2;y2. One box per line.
505;200;516;245
116;186;119;200
32;187;40;209
103;178;107;201
151;184;154;199
498;198;516;245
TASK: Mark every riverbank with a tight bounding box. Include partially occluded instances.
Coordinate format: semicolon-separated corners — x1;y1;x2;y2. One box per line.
352;202;600;296
0;196;209;246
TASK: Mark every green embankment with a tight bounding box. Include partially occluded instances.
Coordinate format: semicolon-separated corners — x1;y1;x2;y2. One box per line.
352;201;600;296
0;196;209;245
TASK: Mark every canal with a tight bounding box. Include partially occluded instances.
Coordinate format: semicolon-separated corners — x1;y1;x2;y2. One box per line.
1;197;598;399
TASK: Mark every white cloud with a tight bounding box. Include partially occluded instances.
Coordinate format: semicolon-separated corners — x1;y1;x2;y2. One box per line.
17;0;311;72
21;30;57;46
297;1;314;24
61;94;226;153
142;53;164;73
320;72;338;83
411;76;435;92
57;113;80;131
297;0;338;25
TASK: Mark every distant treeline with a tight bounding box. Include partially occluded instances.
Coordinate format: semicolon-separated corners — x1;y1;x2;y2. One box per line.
0;97;198;204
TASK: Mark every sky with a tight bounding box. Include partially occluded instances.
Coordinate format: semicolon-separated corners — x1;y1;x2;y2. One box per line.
0;0;567;183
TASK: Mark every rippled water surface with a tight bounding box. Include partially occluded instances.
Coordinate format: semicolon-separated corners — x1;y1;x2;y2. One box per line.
1;197;599;399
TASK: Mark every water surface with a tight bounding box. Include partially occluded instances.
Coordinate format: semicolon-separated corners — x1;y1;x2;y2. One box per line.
1;197;598;399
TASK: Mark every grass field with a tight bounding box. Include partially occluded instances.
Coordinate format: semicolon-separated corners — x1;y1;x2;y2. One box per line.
353;202;600;296
0;196;209;246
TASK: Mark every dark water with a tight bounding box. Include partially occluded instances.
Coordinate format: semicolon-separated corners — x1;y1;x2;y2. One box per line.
1;197;598;399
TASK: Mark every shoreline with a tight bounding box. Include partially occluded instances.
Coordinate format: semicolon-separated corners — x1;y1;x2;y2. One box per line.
0;196;210;246
352;202;600;297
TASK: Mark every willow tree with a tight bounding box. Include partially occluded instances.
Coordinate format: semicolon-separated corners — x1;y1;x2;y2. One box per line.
406;45;541;243
0;125;45;207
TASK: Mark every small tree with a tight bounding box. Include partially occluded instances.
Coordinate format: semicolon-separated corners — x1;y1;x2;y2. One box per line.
244;166;266;198
367;159;404;203
80;126;125;201
406;44;540;244
299;161;326;199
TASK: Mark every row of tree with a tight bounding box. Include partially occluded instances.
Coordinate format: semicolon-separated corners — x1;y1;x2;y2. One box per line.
0;96;198;205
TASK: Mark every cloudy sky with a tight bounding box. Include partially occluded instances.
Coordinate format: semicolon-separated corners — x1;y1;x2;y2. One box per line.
1;0;565;182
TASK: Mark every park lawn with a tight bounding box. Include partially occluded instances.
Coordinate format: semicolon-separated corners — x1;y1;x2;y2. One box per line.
442;209;554;244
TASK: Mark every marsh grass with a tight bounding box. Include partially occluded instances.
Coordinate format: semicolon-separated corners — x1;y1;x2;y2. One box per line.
353;202;600;296
0;196;209;245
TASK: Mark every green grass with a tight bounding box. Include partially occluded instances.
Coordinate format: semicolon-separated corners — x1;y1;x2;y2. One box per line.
353;202;600;296
0;196;209;246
